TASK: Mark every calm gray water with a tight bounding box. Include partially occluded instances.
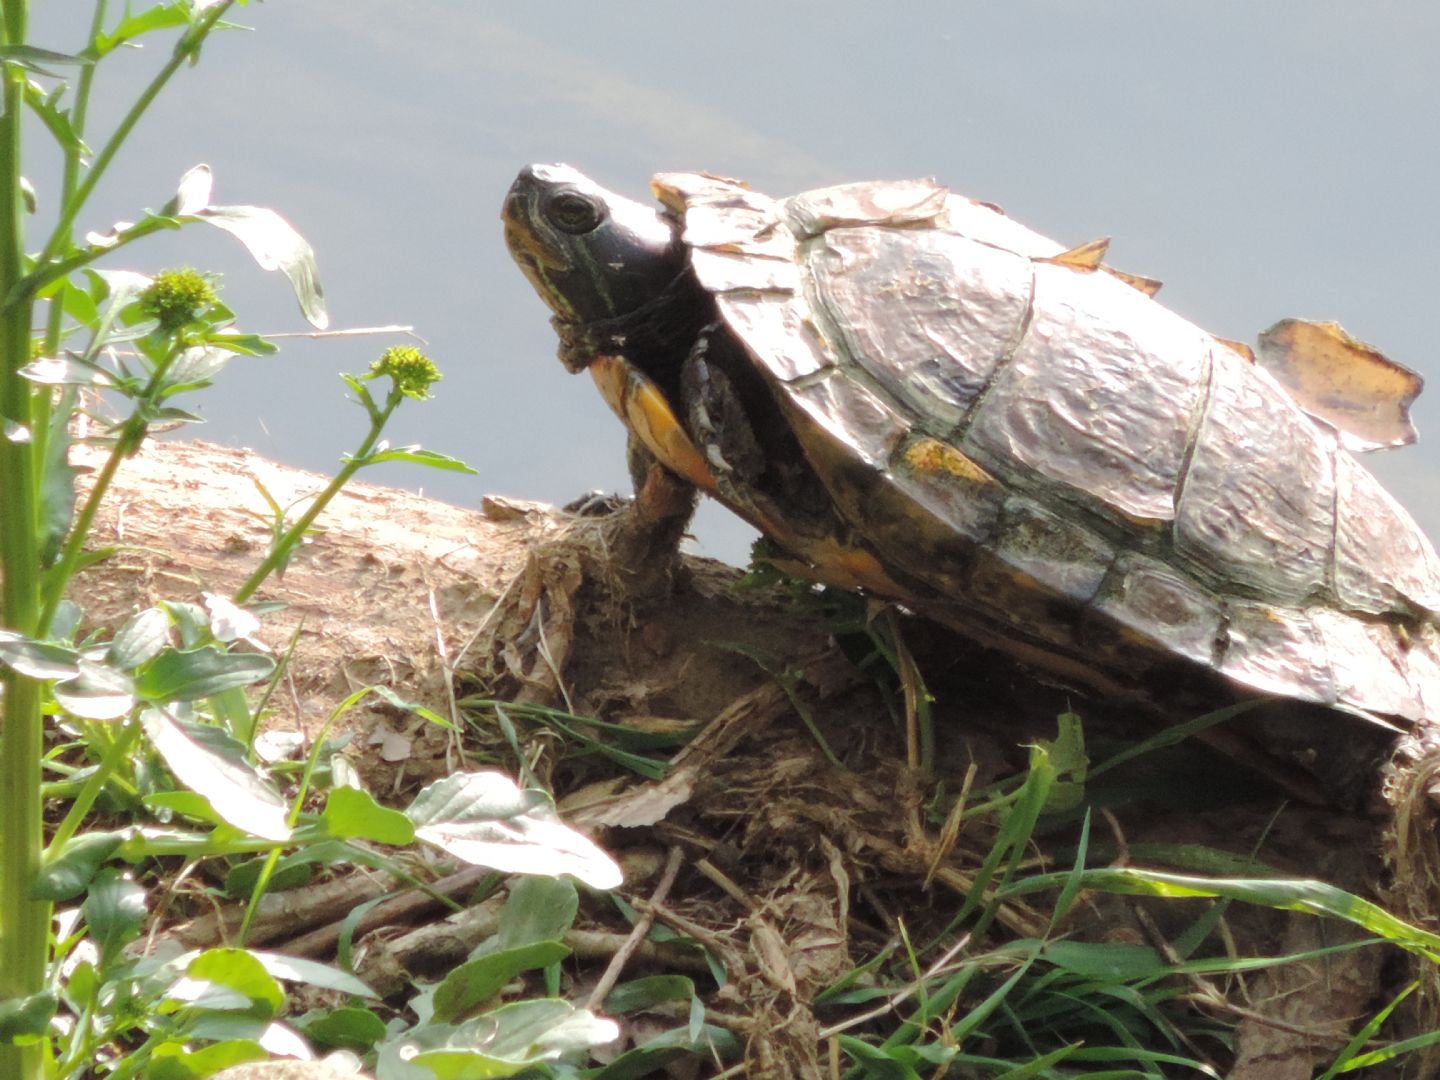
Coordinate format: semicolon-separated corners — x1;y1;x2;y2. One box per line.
26;2;1440;565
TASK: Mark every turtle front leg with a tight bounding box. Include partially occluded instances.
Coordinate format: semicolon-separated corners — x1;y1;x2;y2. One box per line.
597;432;698;599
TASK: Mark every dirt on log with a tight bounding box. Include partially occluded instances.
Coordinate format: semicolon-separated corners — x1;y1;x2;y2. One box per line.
72;437;1439;1079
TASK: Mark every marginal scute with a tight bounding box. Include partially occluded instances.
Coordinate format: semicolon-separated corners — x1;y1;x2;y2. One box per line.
888;434;1005;543
682;202;790;259
782;178;948;239
689;247;800;293
715;293;832;382
1220;603;1336;705
651;172;769;215
1334;451;1440;617
941;194;1066;256
1311;608;1423;722
993;497;1115;605
805;225;1034;430
1174;344;1335;602
785;369;907;468
1091;553;1223;667
964;262;1209;523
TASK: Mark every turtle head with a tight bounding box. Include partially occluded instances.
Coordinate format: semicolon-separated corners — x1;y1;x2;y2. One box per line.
504;165;692;371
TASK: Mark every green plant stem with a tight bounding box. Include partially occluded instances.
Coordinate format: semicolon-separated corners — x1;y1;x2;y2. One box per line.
21;0;236;299
232;390;401;604
37;414;137;633
237;696;351;943
40;340;182;631
0;0;47;1073
41;0;107;355
47;714;142;855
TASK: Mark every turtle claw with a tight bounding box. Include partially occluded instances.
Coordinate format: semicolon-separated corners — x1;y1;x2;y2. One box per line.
563;489;630;517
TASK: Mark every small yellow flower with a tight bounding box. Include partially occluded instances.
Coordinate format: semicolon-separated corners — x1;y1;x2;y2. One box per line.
369;345;441;400
140;269;217;331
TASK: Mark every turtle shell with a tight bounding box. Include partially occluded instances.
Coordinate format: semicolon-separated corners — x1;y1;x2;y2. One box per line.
630;172;1440;726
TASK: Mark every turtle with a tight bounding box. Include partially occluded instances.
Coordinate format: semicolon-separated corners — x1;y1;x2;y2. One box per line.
502;163;1440;761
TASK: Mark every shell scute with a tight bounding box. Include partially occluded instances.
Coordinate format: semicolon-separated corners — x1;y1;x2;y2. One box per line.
782;179;949;239
963;262;1210;523
1219;603;1336;706
1174;344;1336;603
1090;553;1224;668
992;497;1115;606
1333;450;1440;618
805;226;1034;431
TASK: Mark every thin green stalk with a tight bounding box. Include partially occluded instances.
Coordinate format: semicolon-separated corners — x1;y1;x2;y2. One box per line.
232;391;401;604
38;412;144;632
237;696;352;943
40;0;107;353
0;0;47;1071
46;715;142;855
40;340;183;631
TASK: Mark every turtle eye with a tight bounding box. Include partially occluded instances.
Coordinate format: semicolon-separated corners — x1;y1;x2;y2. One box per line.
546;190;605;235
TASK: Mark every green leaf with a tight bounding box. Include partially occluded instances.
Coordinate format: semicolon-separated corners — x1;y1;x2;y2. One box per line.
0;630;79;678
1003;868;1440;958
63;960;97;1014
1089;699;1261;779
60;278;100;324
203;330;277;356
498;876;578;949
0;990;58;1041
604;975;696;1014
147;405;206;426
25;80;87;156
302;1006;387;1052
83;868;149;965
195;204;328;328
371;683;455;729
320;786;415;844
591;1024;743;1079
147;1040;268;1080
1038;939;1167;980
176;948;284;1017
161;601;210;648
91;3;192;58
144;790;226;826
396;1000;618;1072
0;44;89;76
54;660;137;720
51;599;84;642
156;345;233;399
35;831;124;900
140;708;291;842
836;1035;925;1079
223;856;313;897
109;607;172;670
432;942;572;1024
406;771;623;890
363;446;478;474
135;646;274;701
247;949;376;998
